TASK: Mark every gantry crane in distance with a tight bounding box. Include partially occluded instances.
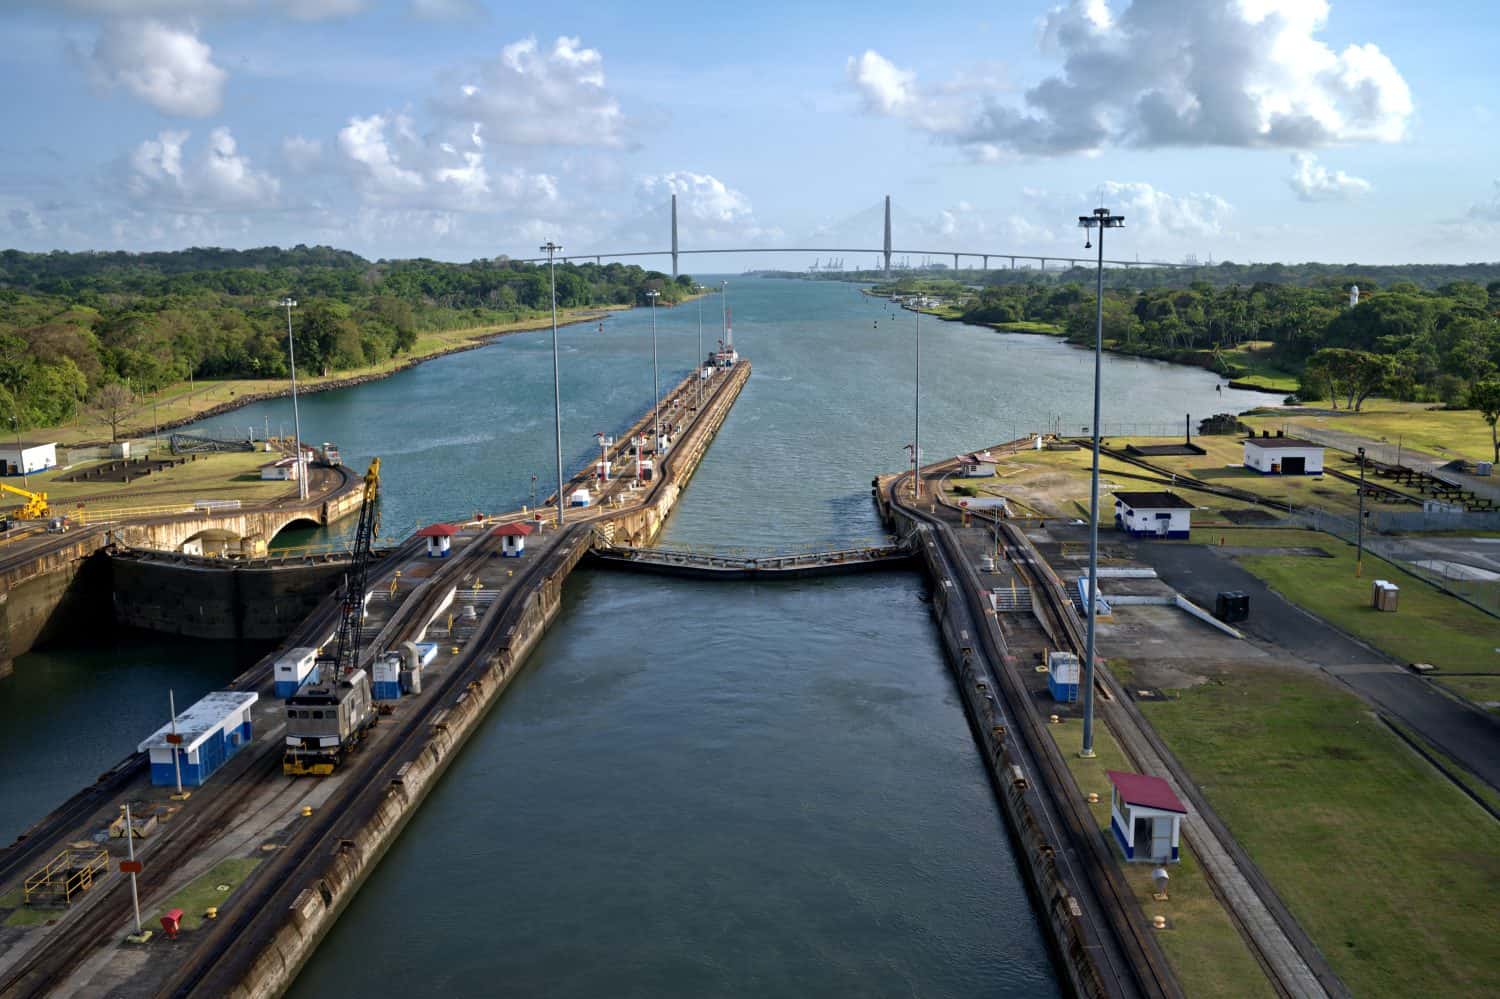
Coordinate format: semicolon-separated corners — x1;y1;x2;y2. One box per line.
283;458;381;777
1;482;49;519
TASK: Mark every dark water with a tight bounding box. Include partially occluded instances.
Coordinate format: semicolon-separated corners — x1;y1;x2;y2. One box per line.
4;278;1268;992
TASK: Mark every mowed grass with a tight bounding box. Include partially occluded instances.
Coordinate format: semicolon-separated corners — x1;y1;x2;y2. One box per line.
152;856;261;932
1048;720;1276;998
1437;675;1500;713
1140;671;1500;997
1245;403;1499;465
1220;342;1300;393
1238;542;1500;673
23;449;293;515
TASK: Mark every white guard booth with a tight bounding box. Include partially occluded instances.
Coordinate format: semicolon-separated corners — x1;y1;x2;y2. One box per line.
1108;770;1186;863
274;647;319;698
493;522;533;557
138;691;259;787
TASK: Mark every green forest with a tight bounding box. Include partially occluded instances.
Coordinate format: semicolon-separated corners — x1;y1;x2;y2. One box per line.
0;247;694;430
876;274;1500;415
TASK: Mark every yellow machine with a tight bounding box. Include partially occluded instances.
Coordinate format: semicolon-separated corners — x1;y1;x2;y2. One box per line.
0;482;49;519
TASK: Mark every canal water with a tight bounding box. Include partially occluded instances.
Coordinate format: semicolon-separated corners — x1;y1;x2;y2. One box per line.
0;277;1271;993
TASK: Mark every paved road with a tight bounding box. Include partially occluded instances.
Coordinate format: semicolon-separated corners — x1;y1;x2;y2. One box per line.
1132;541;1500;791
1289;423;1500;504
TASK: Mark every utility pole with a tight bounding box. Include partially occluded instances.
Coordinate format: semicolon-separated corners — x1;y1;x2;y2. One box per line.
696;292;704;411
169;689;182;796
913;305;921;498
11;413;27;489
124;801;142;935
646;289;661;458
1356;446;1366;576
541;242;565;526
1076;205;1125;760
280;297;308;501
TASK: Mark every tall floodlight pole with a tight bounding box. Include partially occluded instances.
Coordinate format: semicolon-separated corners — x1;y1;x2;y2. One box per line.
11;413;27;490
541;242;565;526
1076;205;1125;759
646;289;661;455
1356;446;1366;576
279;297;308;501
914;306;921;498
696;293;704;410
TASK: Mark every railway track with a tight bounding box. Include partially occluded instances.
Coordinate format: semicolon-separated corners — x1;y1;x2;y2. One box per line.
161;523;578;997
886;472;1179;999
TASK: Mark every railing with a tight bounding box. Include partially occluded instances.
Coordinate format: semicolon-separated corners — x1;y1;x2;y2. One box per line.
595;540;908;572
24;847;109;906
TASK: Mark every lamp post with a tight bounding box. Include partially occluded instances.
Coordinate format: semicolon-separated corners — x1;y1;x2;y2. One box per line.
11;413;27;490
646;289;661;457
279;297;308;501
1356;446;1366;576
540;242;565;526
1076;205;1125;760
913;305;922;498
696;291;704;410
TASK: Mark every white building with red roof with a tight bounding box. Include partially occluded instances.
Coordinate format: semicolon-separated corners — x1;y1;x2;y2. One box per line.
416;522;459;558
1107;769;1186;863
492;521;532;557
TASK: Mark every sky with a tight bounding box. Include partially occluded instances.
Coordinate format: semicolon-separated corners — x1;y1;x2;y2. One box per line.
1;0;1497;269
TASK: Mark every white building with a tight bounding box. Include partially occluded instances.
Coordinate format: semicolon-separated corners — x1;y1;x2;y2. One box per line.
1108;770;1186;863
1242;432;1325;475
1113;491;1194;539
0;441;58;476
259;456;301;481
957;451;997;478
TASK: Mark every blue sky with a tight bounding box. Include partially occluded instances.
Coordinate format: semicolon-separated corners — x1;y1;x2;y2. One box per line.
2;0;1496;267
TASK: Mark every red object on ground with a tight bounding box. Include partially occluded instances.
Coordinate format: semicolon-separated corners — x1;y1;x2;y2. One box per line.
1106;770;1187;814
119;860;142;874
161;908;185;938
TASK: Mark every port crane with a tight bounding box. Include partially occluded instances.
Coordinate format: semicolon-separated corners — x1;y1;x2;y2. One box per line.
0;482;49;519
316;458;381;681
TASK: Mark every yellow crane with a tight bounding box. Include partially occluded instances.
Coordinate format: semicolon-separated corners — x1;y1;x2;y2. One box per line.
1;482;49;519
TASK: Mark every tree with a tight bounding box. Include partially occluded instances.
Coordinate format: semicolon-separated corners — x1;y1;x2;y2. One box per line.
91;382;134;441
1471;379;1500;463
1304;348;1392;411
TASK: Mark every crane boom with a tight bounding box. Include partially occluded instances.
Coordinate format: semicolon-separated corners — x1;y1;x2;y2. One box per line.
318;459;381;682
0;482;49;519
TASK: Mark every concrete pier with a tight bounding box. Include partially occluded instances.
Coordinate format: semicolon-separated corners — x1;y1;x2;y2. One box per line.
0;359;750;998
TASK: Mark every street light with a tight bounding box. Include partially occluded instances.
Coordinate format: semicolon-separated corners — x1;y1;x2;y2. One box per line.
280;297;308;501
696;290;704;411
540;242;565;527
646;289;661;457
1356;446;1366;576
914;304;921;498
11;412;28;490
1076;205;1125;760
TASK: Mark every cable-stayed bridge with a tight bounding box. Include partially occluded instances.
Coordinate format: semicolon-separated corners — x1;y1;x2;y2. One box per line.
510;195;1189;276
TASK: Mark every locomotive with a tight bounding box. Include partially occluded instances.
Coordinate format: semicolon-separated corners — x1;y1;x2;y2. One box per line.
282;668;377;777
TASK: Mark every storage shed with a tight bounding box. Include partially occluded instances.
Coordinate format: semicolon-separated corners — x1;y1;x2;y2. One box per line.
1113;491;1194;539
416;522;459;557
138;691;258;787
493;521;532;557
0;440;57;476
1047;651;1080;703
273;646;319;698
259;456;300;481
1242;431;1325;475
1108;770;1185;863
958;451;997;478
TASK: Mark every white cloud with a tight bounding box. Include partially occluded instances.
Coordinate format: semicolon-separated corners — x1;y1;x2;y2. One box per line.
1287;153;1371;201
854;0;1413;156
640;171;752;225
1467;181;1500;223
337;112;558;213
1096;181;1233;240
847;51;915;115
432;36;626;147
126;127;279;210
281;135;323;171
409;0;483;19
88;19;227;117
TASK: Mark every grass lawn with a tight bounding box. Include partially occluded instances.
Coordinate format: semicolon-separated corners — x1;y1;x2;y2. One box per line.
1;886;63;928
1220;343;1300;393
1238;542;1500;674
152;856;262;932
1245;403;1499;465
1047;719;1276;998
1139;670;1500;997
1436;675;1500;713
23;449;293;517
987;320;1065;335
1186;526;1327;548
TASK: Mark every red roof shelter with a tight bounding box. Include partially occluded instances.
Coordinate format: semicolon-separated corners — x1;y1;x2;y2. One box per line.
416;522;459;558
1106;770;1186;863
493;521;532;557
490;523;533;537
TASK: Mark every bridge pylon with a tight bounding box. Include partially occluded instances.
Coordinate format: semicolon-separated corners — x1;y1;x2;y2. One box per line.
671;194;679;279
883;195;892;277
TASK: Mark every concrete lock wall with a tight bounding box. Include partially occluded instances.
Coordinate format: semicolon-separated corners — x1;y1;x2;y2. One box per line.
0;536;112;678
109;556;351;642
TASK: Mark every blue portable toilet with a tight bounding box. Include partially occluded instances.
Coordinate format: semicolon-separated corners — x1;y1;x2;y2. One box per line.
1048;652;1080;704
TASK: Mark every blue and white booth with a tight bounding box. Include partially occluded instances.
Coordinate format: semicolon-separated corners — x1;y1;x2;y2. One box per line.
1108;770;1186;863
1047;651;1080;703
493;521;532;557
1113;490;1193;539
417;522;459;557
138;691;258;787
273;646;319;698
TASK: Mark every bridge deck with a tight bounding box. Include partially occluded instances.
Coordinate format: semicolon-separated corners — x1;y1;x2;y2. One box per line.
588;543;911;580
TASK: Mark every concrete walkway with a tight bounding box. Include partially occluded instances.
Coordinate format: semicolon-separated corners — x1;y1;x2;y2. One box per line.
1289;423;1500;505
